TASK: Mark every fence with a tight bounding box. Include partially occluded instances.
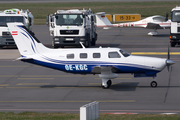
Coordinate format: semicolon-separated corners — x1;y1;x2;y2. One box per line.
80;101;99;120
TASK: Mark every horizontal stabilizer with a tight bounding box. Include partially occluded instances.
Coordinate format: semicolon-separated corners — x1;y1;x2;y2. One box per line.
16;56;33;60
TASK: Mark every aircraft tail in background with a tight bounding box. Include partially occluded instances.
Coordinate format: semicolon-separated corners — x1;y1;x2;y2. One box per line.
96;12;115;27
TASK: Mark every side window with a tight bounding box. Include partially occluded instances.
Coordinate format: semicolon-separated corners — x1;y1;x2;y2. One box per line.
80;53;87;58
67;54;74;59
93;53;101;58
108;52;121;58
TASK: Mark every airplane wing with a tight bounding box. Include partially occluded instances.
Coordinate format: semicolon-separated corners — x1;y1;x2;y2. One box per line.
146;23;163;29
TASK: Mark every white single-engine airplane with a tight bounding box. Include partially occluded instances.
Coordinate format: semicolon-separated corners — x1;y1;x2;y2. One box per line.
7;23;174;89
96;12;171;36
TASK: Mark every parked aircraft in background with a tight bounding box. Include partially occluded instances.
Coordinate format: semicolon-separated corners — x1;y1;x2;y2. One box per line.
96;12;171;36
7;23;174;89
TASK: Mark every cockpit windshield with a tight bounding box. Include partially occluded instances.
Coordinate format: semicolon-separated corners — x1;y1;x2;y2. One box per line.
56;14;83;26
152;17;165;22
119;49;130;57
171;11;180;22
0;16;24;27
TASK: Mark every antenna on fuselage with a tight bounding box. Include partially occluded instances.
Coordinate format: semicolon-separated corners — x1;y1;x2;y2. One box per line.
80;42;85;49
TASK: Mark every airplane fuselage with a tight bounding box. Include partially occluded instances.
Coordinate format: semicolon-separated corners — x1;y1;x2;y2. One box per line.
22;47;167;77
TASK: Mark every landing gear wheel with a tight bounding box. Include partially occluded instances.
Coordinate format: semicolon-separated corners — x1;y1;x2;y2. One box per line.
85;33;91;48
102;80;112;89
171;42;175;47
107;80;112;87
52;41;59;48
91;38;96;46
151;81;157;88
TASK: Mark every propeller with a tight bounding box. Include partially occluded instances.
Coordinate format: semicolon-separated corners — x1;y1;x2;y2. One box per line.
165;12;169;22
166;45;175;71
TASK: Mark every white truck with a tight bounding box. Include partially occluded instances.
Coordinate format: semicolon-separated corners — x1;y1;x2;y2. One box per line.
170;6;180;47
0;8;34;48
47;9;97;48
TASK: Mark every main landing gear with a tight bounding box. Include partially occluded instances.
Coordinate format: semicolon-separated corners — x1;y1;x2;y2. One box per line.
101;79;112;89
99;67;118;89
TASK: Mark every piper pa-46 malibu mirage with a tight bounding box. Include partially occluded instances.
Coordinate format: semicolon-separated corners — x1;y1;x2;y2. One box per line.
8;23;174;89
96;12;171;36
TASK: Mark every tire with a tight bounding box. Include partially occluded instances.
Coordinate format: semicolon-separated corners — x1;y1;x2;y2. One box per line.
52;41;59;48
171;42;175;47
150;81;157;88
85;34;90;48
54;45;59;48
102;80;112;89
107;80;112;87
91;38;96;46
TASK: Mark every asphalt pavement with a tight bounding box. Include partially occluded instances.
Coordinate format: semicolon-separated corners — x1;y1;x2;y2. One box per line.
1;0;179;3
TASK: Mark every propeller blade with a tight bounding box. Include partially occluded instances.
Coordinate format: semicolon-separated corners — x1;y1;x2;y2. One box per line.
167;64;169;72
167;45;170;60
166;46;175;71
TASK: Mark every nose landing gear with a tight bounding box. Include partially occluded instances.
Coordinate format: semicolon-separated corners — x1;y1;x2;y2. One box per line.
150;81;157;88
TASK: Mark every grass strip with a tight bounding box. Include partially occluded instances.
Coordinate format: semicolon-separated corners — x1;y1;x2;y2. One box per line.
0;112;180;120
0;1;180;24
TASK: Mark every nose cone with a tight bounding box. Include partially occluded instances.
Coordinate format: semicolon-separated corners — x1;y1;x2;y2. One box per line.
166;59;175;65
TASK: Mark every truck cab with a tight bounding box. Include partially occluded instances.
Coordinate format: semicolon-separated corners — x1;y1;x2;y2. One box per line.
47;9;97;48
0;9;34;48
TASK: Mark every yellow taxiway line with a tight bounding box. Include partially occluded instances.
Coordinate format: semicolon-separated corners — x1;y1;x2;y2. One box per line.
0;100;135;103
131;52;180;55
17;83;50;85
0;84;9;86
18;78;54;80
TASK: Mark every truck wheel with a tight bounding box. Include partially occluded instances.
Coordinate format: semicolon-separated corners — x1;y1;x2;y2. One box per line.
91;38;96;46
54;45;59;48
85;34;90;48
52;41;59;48
171;42;175;47
85;41;90;48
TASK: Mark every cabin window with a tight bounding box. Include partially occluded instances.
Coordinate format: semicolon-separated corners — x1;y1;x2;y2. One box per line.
93;53;101;58
80;53;87;58
108;51;121;58
67;54;74;59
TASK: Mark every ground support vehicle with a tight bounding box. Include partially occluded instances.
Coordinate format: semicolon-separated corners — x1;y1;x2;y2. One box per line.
47;9;97;48
170;6;180;47
0;9;34;48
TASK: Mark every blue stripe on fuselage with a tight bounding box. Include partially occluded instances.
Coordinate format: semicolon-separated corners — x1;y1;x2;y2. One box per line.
21;59;160;75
